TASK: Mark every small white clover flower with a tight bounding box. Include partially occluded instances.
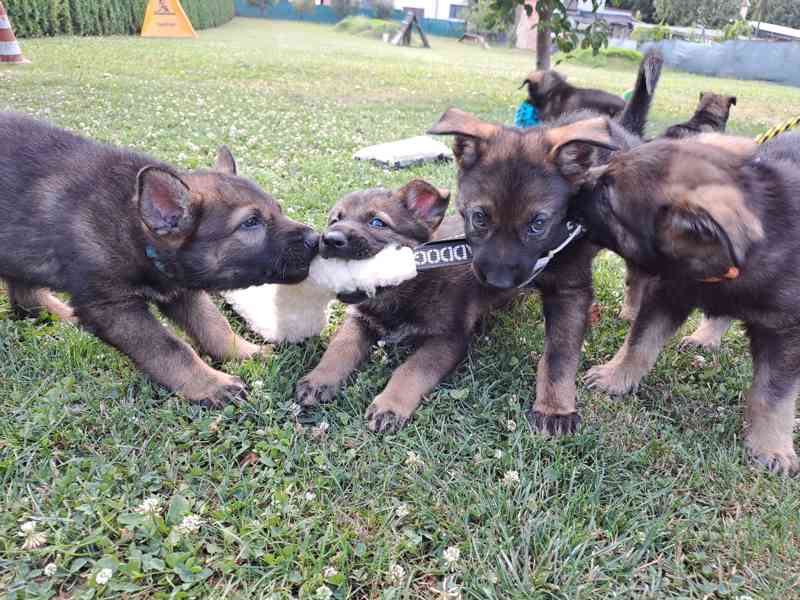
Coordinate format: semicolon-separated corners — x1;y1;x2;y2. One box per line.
395;503;410;519
176;514;203;534
304;491;317;502
44;562;57;577
443;546;460;567
323;566;338;578
253;380;264;389
19;521;47;550
390;563;405;583
20;521;37;534
506;419;517;432
289;403;302;417
95;567;113;585
315;585;333;599
503;470;521;488
494;449;504;459
135;496;162;515
405;451;424;470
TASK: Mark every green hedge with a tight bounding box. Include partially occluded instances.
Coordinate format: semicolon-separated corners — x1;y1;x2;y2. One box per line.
6;0;235;38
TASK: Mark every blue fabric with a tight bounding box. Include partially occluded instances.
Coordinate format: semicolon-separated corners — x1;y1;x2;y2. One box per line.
515;101;540;129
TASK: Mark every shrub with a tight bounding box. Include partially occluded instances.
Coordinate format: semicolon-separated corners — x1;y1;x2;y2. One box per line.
630;22;673;43
290;0;315;16
8;0;235;38
723;19;753;41
335;15;398;38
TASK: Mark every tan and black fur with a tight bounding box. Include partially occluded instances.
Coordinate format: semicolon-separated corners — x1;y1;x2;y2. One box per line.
421;53;662;434
662;92;737;139
571;129;800;474
520;70;626;123
0;113;319;406
426;110;648;434
296;180;519;433
621;91;738;348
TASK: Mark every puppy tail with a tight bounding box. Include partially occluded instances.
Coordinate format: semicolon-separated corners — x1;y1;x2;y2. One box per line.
619;49;663;138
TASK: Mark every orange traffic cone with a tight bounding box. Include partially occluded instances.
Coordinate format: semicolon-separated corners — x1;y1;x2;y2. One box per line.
0;1;30;64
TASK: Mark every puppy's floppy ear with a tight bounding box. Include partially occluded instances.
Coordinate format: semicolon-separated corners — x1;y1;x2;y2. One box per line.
398;179;450;231
728;95;737;107
655;202;739;279
657;184;763;275
547;117;619;187
427;108;499;169
137;166;197;240
215;145;237;175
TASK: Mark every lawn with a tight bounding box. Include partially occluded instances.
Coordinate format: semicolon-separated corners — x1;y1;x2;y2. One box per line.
2;17;800;600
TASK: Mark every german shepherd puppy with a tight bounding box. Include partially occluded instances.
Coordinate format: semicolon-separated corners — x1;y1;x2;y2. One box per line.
295;180;518;433
0;113;319;406
662;92;737;139
520;70;626;123
621;91;737;349
423;53;662;434
570;129;800;474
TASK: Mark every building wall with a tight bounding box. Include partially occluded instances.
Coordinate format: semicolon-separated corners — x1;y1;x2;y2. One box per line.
393;0;468;22
515;0;538;50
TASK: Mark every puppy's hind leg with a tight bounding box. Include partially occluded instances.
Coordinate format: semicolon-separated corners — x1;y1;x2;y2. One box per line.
619;264;651;322
744;329;800;475
679;315;732;351
5;278;74;322
296;314;375;409
586;282;691;395
366;335;468;434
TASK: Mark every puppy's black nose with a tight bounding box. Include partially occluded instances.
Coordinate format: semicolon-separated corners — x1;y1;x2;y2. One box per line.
303;229;320;250
322;230;348;249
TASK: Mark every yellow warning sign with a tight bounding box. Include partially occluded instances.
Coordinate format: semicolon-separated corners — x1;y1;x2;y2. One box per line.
141;0;198;39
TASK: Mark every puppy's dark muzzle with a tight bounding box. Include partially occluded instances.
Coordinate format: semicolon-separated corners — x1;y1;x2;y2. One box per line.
273;226;320;284
472;261;531;290
319;227;374;260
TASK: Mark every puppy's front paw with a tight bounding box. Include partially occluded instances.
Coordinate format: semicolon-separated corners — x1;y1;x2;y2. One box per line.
527;410;581;436
198;378;247;408
295;377;338;408
678;333;721;351
584;362;640;396
365;394;413;434
746;442;799;476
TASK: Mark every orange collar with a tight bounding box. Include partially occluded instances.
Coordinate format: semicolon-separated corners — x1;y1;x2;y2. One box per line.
701;266;740;283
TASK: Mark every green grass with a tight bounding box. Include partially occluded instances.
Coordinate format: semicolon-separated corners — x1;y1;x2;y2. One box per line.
2;18;800;600
554;47;644;69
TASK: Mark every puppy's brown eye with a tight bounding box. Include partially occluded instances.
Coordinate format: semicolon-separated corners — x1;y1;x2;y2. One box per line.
528;214;547;235
470;209;488;229
239;215;262;230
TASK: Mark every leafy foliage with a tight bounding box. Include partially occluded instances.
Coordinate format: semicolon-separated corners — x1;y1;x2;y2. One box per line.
489;0;609;69
630;22;674;42
7;0;235;38
723;19;753;40
466;0;516;35
754;0;800;29
610;0;658;22
653;0;740;28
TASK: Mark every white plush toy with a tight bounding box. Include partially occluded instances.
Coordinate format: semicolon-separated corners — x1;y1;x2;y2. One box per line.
223;245;417;343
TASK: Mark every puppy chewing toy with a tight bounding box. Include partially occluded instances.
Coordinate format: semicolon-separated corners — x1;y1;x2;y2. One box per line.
223;245;418;343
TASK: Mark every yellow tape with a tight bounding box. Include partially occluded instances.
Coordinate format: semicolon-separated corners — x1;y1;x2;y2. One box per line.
755;116;800;145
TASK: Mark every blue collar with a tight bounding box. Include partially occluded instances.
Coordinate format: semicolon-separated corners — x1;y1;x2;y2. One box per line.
145;245;171;277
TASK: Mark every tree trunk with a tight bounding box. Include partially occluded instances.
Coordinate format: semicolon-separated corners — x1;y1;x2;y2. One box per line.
536;2;551;70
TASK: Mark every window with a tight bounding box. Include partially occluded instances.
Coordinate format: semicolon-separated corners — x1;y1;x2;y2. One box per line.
449;4;466;20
